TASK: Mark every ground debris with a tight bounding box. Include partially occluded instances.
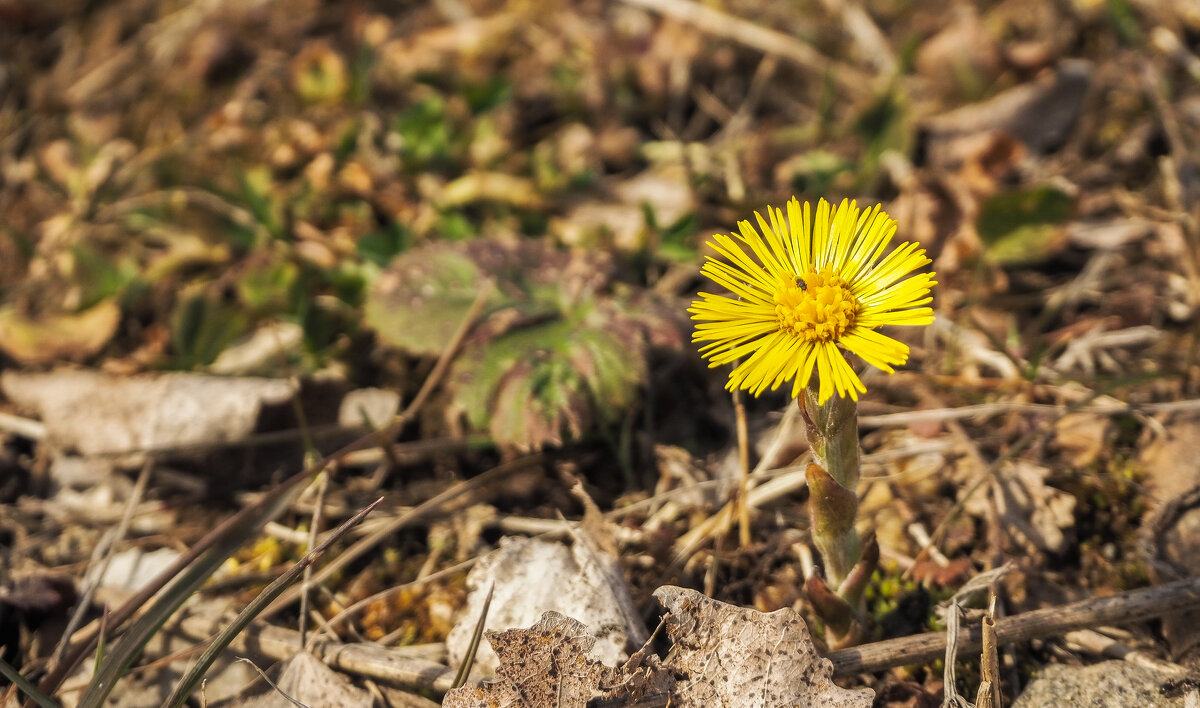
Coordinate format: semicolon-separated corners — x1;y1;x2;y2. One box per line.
444;586;873;708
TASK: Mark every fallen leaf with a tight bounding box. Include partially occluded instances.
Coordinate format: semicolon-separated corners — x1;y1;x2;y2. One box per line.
921;60;1092;164
0;298;120;365
443;612;626;708
975;462;1076;555
445;587;873;708
1053;413;1112;468
914;8;1002;99
1;369;294;460
654;586;874;708
1138;418;1200;504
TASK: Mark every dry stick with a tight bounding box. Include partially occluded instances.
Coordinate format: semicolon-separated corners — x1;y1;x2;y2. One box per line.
826;574;1200;676
858;398;1200;429
976;589;1001;708
617;0;868;93
731;388;752;548
171;608;474;695
0;411;46;440
298;470;330;646
32;284;493;703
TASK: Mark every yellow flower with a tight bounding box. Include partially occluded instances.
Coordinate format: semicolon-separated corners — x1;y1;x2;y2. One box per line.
690;197;936;404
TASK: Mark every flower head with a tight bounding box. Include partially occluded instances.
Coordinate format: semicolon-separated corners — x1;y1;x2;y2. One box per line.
690;197;936;404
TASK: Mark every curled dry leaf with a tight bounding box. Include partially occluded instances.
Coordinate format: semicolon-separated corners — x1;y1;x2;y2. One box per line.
1052;412;1112;469
965;461;1075;555
1139;419;1200;659
921;59;1092;165
0;298;121;365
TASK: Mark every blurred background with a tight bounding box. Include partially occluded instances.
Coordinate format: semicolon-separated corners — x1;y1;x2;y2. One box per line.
1;0;1199;704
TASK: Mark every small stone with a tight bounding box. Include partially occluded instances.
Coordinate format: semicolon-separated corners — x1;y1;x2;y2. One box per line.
1013;661;1188;708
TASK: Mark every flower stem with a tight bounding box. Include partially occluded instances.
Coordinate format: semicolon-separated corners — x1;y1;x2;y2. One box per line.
801;384;859;490
800;384;862;591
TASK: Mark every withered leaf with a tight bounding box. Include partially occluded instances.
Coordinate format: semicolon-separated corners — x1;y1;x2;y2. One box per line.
0;298;121;365
446;587;874;708
655;586;874;708
443;612;624;708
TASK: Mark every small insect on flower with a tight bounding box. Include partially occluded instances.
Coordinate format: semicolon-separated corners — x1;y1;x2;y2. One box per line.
690;197;937;404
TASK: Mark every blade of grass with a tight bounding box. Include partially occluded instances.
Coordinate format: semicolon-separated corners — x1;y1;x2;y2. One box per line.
450;581;493;690
33;468;313;706
163;496;382;708
30;284;490;708
0;656;59;708
76;474;310;708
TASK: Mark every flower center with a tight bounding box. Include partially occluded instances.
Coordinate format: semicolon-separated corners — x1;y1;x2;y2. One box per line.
774;268;858;342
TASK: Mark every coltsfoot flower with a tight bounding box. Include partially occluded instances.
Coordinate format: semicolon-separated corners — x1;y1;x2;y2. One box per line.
690;197;936;404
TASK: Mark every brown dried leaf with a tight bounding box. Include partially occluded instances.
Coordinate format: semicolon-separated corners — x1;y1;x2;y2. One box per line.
446;587;874;708
1139;418;1200;505
1052;413;1112;468
654;586;874;707
445;536;644;675
975;462;1075;554
443;612;623;708
921;60;1092;164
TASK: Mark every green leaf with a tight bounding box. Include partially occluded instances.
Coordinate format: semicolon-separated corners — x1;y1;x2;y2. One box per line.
365;247;500;355
357;223;411;267
453;306;644;450
976;186;1074;265
394;97;453;170
368;239;673;449
0;655;60;708
170;292;249;368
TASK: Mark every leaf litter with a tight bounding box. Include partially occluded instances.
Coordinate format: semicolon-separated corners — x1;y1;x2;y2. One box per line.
444;587;871;708
2;0;1200;706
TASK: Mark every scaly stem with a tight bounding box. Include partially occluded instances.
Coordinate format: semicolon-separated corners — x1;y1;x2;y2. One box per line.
801;384;859;490
800;383;862;592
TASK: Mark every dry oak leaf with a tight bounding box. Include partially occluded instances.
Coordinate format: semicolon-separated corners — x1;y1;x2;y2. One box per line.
443;611;625;708
654;586;874;708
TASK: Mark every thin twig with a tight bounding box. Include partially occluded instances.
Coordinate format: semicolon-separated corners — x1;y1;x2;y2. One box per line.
732;389;752;548
826;574;1200;676
298;471;329;646
0;411;47;440
858;397;1200;429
